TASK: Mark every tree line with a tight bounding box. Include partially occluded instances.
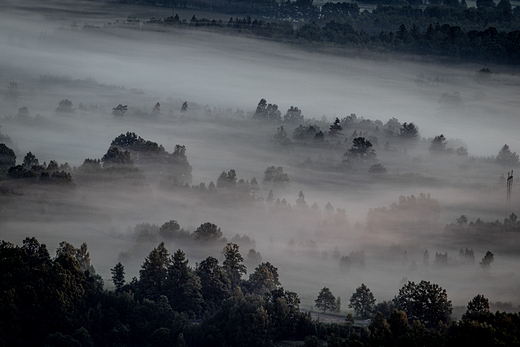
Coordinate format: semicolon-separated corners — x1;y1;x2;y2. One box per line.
1;237;519;346
91;0;520;64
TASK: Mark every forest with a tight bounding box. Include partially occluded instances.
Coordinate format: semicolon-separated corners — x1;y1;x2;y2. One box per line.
1;0;520;345
68;0;520;64
1;237;520;346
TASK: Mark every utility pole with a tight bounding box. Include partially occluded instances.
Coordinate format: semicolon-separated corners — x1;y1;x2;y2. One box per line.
507;170;513;208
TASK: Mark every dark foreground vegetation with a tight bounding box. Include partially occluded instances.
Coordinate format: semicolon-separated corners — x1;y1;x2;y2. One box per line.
1;237;520;347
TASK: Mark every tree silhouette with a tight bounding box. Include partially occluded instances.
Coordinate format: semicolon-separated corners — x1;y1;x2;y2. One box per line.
345;137;376;161
111;262;125;292
329;117;343;137
167;249;203;314
480;251;494;269
22;152;39;170
222;243;247;288
399;122;419;140
349;284;376;318
194;222;224;243
0;143;16;177
112;104;128;116
429;134;448;153
139;242;169;300
283;106;304;123
496;144;519;166
395;280;452;328
315;287;338;313
464;294;490;318
248;262;280;294
181;101;188;112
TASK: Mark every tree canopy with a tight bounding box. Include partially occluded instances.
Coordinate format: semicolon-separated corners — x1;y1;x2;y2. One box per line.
314;287;339;313
349;283;376;318
395;280;452;328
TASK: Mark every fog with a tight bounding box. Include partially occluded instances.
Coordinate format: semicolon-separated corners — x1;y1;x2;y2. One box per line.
1;0;520;313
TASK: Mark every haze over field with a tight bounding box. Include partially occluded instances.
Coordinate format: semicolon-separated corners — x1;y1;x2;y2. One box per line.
1;0;520;313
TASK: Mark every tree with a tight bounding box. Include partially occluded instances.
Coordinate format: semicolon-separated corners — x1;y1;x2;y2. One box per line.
480;251;494;269
248;262;281;294
266;103;281;121
222;243;247;288
196;256;231;309
111;262;125;292
217;169;237;189
399;122;419;140
388;310;410;339
0;143;16;177
329;117;343;137
429;134;448;153
169;144;192;183
296;191;308;209
349;283;376;318
395;280;452;328
263;166;290;186
194;222;224;243
75;242;94;273
152;102;161;117
112;104;128;116
101;147;134;167
253;99;281;121
274;126;292;146
166;249;203;314
139;242;170;300
313;131;325;142
476;0;495;8
464;294;490;318
181;101;188;112
6;81;20;99
22;152;39;170
457;215;468;225
56;99;73;113
496;0;512;12
496;144;519;166
345;137;376;161
159;220;188;240
315;287;338;313
253;99;267;119
56;241;76;258
284;106;304;123
369;163;387;174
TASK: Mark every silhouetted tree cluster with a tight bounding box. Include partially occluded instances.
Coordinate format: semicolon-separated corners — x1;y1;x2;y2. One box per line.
366;193;441;234
3;237;520;346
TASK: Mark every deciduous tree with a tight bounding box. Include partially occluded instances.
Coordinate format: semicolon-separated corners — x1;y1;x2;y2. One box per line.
395;280;452;328
315;287;338;313
248;262;281;295
194;222;224;243
349;283;376;318
0;143;16;177
463;294;490;319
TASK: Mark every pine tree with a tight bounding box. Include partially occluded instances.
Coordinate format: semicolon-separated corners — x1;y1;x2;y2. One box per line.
496;144;519;166
111;262;125;292
222;243;247;288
